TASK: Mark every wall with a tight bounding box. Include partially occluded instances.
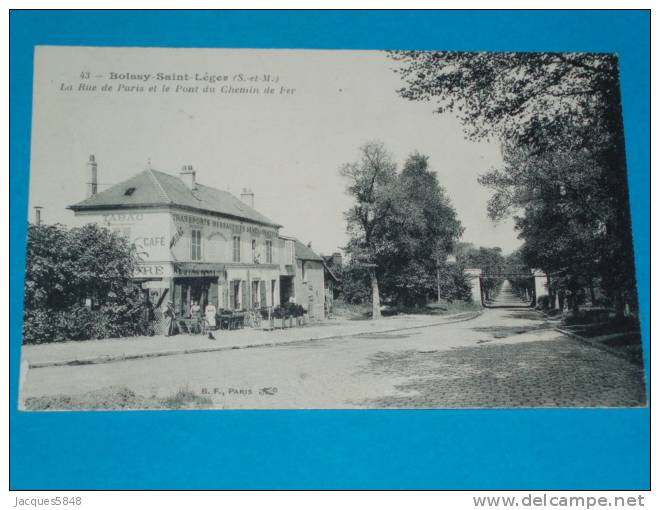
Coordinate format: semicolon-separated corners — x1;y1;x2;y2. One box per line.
168;210;279;265
294;259;326;319
72;208;173;268
73;207;282;268
72;207;293;314
465;268;483;306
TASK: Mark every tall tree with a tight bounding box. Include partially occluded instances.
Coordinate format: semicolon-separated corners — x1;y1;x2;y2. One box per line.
381;153;464;306
390;51;637;315
340;141;398;319
340;145;465;313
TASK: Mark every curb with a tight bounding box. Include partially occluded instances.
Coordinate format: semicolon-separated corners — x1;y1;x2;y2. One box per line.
554;327;642;366
28;310;484;369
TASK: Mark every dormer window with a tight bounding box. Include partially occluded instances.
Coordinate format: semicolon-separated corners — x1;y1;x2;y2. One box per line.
124;187;136;196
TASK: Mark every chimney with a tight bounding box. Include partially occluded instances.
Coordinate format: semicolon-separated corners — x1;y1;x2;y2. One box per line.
33;206;43;225
240;187;255;208
87;154;98;198
180;164;196;190
331;252;343;267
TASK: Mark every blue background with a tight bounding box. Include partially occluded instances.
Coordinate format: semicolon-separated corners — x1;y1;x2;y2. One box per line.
10;10;650;490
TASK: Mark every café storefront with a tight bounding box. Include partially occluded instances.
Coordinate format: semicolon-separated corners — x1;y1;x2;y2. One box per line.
69;163;292;331
136;261;280;318
172;262;226;317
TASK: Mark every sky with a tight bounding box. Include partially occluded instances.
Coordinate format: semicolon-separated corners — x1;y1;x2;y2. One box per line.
29;47;521;256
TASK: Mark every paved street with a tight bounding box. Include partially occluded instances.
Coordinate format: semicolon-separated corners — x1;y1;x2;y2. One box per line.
22;305;647;409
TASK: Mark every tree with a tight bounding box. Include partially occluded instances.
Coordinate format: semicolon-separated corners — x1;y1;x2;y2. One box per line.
390;51;624;153
455;243;507;301
340;144;465;314
334;262;372;305
482;143;628;313
390;51;637;316
23;223;149;343
379;153;464;306
340;141;398;319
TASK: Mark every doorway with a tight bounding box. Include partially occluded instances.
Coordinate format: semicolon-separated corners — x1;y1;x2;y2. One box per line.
279;276;294;304
173;277;217;317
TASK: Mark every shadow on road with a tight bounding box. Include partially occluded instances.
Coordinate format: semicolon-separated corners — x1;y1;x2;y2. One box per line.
469;324;554;339
354;337;647;409
501;310;548;321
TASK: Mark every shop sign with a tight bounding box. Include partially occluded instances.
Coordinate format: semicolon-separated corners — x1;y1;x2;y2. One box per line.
103;212;144;224
173;262;226;277
135;263;168;277
172;212;275;238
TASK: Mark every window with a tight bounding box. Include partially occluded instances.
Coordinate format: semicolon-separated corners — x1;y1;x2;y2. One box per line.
302;261;307;283
233;236;241;262
265;240;273;264
252;239;257;262
252;280;260;307
191;229;202;261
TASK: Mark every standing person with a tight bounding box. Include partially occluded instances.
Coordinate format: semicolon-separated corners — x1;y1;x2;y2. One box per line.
205;302;217;340
190;300;201;318
165;300;177;337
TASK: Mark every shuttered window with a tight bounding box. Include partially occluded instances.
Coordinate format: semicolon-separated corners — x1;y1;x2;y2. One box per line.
266;240;273;263
240;280;247;310
233;236;241;262
191;229;202;261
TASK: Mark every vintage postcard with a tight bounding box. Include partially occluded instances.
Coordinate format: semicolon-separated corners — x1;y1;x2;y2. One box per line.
20;46;646;410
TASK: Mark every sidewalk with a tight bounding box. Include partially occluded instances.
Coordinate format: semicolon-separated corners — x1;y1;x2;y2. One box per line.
22;311;482;369
539;311;644;365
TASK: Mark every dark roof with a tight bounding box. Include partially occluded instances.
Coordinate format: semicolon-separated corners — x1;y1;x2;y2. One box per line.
68;168;281;228
293;240;323;262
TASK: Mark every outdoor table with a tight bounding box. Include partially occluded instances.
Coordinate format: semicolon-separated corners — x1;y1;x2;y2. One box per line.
217;314;230;330
233;313;245;329
217;313;245;330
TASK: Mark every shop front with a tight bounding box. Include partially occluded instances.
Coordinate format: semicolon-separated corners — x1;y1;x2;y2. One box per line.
226;266;280;311
171;262;226;317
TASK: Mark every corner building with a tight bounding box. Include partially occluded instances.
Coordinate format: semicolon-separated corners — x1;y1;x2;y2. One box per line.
69;158;304;318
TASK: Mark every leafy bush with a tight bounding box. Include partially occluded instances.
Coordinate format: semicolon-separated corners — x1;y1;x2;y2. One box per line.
278;302;305;318
335;263;372;304
23;309;59;344
22;223;151;344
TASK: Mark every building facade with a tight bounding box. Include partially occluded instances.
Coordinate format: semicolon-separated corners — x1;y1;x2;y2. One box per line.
68;157;327;320
278;238;328;320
